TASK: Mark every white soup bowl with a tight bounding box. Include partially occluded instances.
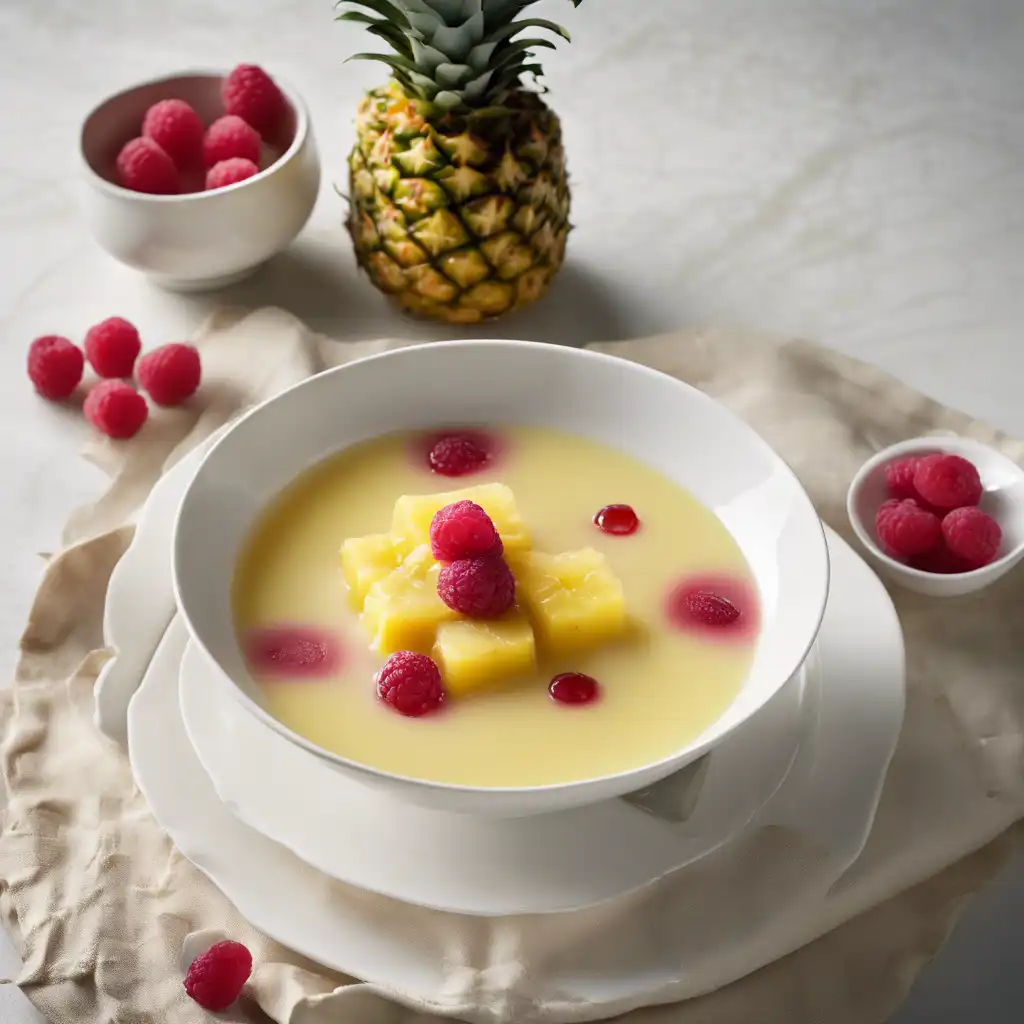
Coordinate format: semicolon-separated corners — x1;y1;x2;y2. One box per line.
173;340;830;816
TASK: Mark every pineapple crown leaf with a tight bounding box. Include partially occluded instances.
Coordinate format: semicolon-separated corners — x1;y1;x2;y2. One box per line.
336;0;582;110
334;0;411;29
336;11;415;58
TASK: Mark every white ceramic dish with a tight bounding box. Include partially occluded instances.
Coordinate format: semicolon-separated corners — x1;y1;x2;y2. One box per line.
847;434;1024;597
94;432;226;744
78;70;320;291
127;525;903;1019
173;340;831;816
179;640;809;916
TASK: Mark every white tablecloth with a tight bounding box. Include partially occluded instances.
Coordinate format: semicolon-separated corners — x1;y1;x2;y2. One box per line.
1;1;1023;1020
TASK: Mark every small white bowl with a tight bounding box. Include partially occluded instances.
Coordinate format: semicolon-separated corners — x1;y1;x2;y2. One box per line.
173;340;830;817
847;435;1024;597
77;70;320;292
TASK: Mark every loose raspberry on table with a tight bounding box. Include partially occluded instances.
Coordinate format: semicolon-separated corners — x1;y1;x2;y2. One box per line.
427;434;490;477
222;64;287;137
203;115;261;169
136;343;201;406
875;498;942;558
142;99;204;169
183;939;253;1012
115;137;180;194
206;157;260;190
913;453;983;511
84;317;141;378
884;457;921;501
430;501;503;562
941;506;1002;569
437;555;516;619
27;335;84;400
376;651;446;717
84;380;148;439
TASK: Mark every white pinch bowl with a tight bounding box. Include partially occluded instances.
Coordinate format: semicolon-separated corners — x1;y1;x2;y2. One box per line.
77;70;320;291
173;340;830;817
847;435;1024;597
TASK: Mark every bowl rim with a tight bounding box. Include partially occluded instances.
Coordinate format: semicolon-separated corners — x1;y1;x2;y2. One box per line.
847;434;1024;580
77;67;310;203
172;338;831;798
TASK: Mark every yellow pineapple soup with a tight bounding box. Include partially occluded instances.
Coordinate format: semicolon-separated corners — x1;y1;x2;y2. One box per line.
232;426;759;787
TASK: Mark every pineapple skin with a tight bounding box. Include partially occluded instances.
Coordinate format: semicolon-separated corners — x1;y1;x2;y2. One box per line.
348;82;571;325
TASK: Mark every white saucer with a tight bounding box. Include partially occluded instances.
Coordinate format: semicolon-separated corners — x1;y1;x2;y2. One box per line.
126;525;903;1013
179;639;811;916
99;428;814;914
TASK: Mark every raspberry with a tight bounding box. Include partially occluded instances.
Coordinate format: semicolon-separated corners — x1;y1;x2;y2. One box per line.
913;453;983;511
222;64;287;137
136;343;201;406
376;651;445;717
184;940;252;1012
428;434;490;477
875;498;942;558
202;115;261;169
141;99;204;169
884;457;921;501
245;626;342;679
115;137;180;195
941;506;1002;569
911;540;971;575
429;501;503;561
437;555;516;619
83;317;141;378
84;381;148;439
27;335;83;400
206;157;260;190
679;591;741;628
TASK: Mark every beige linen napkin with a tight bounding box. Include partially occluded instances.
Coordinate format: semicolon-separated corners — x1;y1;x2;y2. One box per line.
2;307;1023;1024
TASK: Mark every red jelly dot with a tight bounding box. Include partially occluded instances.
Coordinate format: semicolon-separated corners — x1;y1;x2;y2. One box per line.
594;504;640;535
422;431;495;477
246;627;341;679
549;672;600;706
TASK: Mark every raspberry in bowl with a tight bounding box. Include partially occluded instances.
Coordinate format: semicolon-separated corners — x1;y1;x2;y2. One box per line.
847;436;1024;597
78;67;320;291
173;340;829;817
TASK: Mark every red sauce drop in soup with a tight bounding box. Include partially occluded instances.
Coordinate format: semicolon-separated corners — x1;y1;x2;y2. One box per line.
548;672;600;706
594;504;640;536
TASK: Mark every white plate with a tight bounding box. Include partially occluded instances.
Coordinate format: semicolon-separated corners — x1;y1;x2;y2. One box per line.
108;429;807;916
127;527;903;1014
94;429;226;745
179;640;810;916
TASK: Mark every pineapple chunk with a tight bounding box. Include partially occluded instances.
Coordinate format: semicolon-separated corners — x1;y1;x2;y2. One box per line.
433;611;536;696
340;533;400;610
515;549;627;652
390;482;530;558
362;545;457;655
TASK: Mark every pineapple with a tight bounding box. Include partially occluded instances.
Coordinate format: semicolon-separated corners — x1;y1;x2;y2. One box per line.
337;0;582;323
433;610;536;695
340;532;400;608
515;548;626;652
362;544;458;654
390;482;530;557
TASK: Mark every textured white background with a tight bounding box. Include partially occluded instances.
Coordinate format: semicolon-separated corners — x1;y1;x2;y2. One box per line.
0;1;1022;1020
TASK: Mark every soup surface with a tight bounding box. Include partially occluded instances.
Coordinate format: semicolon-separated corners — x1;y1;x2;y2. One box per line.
232;426;758;787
